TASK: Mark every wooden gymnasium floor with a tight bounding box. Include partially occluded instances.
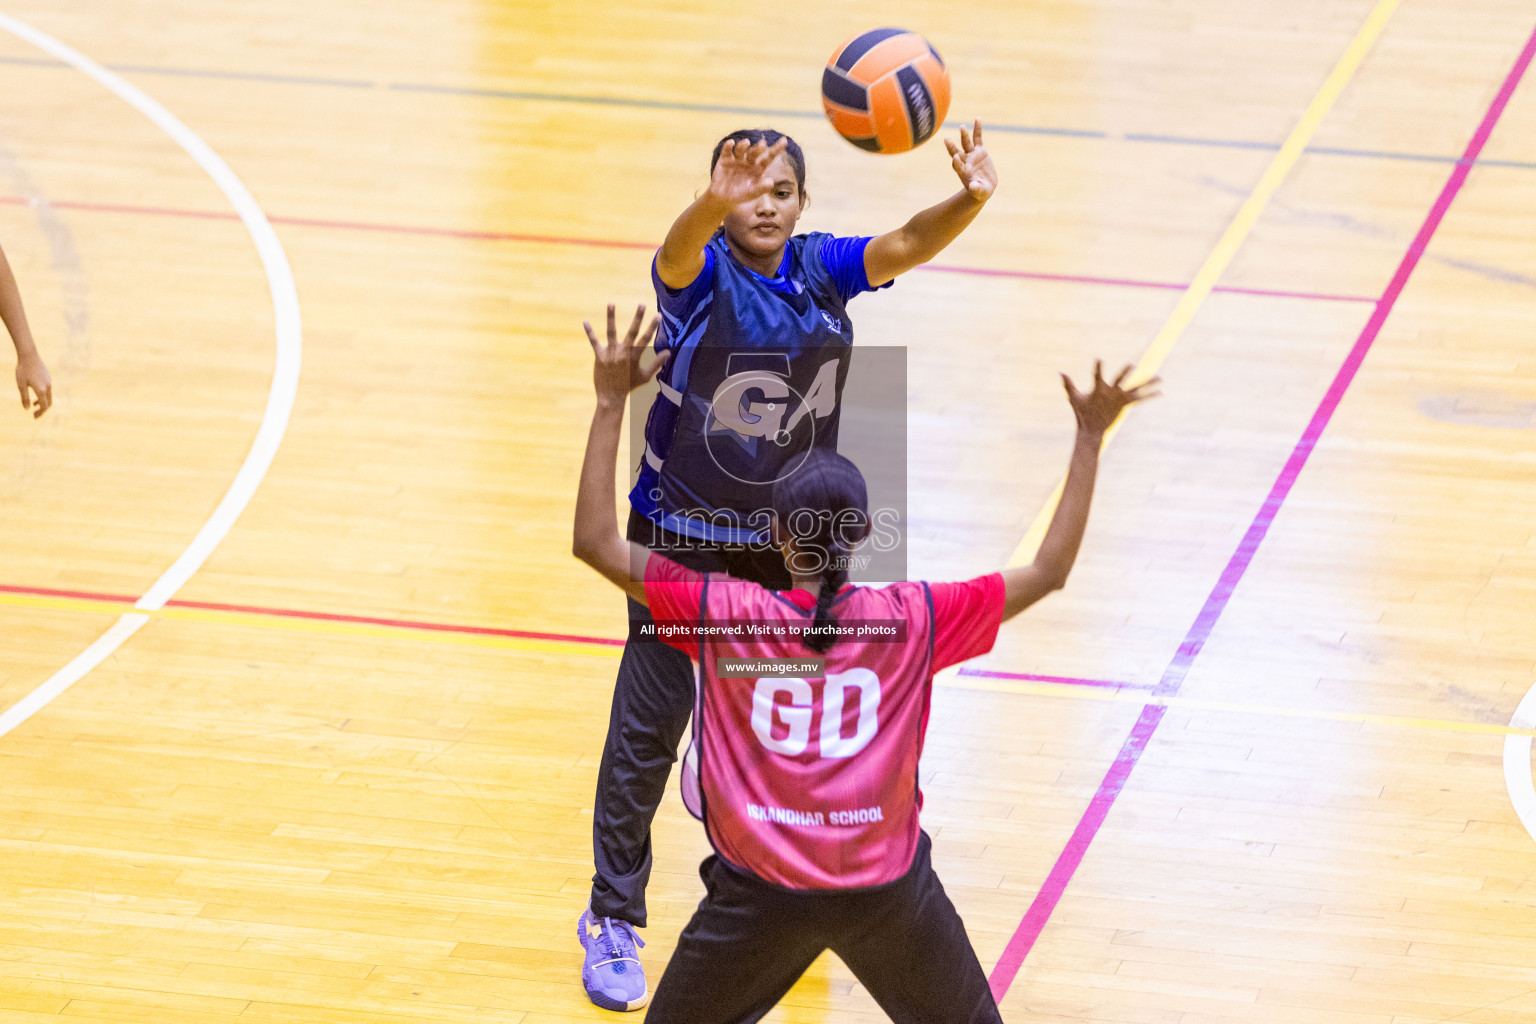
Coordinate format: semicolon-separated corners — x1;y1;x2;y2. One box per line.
0;1;1534;1021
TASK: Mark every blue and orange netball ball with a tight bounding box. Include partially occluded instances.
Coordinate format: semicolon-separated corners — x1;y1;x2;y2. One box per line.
821;28;950;154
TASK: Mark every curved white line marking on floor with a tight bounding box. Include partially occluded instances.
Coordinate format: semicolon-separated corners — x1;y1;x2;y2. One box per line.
0;12;301;738
1503;682;1536;847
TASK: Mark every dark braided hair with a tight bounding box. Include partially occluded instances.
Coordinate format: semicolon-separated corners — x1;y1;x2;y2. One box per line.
710;128;807;200
771;451;870;654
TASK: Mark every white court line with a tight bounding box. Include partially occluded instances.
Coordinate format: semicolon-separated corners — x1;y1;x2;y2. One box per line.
1503;683;1536;847
0;12;301;738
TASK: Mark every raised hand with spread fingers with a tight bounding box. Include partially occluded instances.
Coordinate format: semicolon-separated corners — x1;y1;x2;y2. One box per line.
863;117;1002;286
945;119;997;203
584;303;669;408
1001;361;1162;618
705;137;791;210
1062;360;1161;436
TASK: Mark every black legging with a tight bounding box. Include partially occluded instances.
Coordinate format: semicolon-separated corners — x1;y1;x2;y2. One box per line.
646;833;1003;1024
588;510;791;926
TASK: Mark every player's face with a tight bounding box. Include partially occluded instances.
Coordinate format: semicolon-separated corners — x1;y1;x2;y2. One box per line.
723;152;804;259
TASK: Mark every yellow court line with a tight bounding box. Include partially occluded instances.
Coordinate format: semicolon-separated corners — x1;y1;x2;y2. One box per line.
0;592;129;617
1006;0;1402;566
939;675;1536;739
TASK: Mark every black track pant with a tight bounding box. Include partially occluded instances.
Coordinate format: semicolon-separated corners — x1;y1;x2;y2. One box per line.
646;832;1003;1024
588;511;791;926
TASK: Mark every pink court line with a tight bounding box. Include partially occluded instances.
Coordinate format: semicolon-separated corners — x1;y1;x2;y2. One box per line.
920;262;1373;304
0;582;627;647
956;667;1156;692
987;23;1536;1002
0;195;1373;304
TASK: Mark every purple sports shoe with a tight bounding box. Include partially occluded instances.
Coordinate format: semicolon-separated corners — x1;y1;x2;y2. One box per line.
578;907;649;1011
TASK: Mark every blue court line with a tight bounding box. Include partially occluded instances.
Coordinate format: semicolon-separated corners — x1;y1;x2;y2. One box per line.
3;53;1532;169
1308;144;1464;163
109;62;376;89
1123;132;1281;151
951;120;1106;139
386;80;814;121
387;82;1111;138
0;54;375;89
1125;132;1536;168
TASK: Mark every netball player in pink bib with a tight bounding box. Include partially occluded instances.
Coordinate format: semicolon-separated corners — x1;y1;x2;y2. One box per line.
573;306;1157;1023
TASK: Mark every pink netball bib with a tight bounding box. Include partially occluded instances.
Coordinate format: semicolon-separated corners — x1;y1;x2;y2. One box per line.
692;578;936;889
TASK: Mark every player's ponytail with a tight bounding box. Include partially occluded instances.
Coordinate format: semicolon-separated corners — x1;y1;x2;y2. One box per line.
806;537;849;654
771;451;869;654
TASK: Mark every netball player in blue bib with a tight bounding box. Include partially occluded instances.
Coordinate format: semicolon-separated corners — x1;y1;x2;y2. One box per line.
579;124;998;1010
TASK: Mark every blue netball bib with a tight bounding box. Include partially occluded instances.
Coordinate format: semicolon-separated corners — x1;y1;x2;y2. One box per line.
639;232;856;544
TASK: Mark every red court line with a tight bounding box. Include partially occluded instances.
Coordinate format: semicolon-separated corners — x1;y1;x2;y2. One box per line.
0;583;627;647
956;667;1155;691
0;195;1373;303
987;23;1536;1002
0;583;136;604
268;212;657;251
0;196;657;251
0;583;1197;675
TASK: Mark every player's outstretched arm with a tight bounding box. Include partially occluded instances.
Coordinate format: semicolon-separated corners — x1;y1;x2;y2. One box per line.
1;244;51;419
572;304;670;604
655;137;789;289
863;119;997;287
1000;362;1160;621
